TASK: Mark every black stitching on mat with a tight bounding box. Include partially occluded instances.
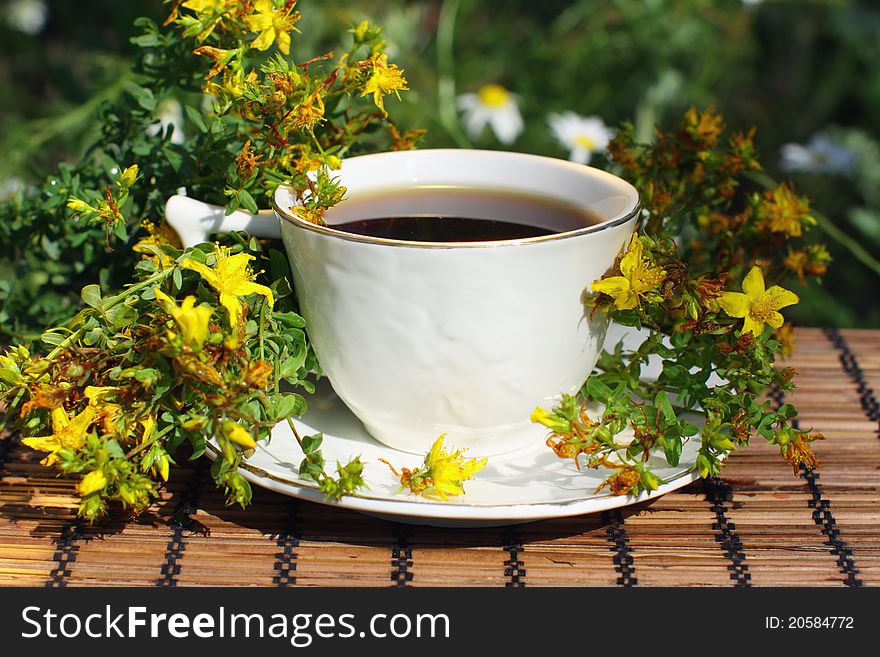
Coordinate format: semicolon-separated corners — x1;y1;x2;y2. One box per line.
45;520;84;588
273;499;299;587
824;328;880;433
768;385;862;587
502;527;526;588
704;477;751;587
603;510;637;586
390;524;413;587
155;459;208;587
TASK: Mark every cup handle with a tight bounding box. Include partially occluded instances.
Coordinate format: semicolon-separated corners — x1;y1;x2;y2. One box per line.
164;194;282;249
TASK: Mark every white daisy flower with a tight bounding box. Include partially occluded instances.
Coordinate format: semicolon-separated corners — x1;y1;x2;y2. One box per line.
457;84;523;145
147;99;186;145
780;134;856;176
548;112;614;165
6;0;48;35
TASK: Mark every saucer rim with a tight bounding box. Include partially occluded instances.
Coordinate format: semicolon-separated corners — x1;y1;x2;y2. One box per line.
207;442;703;522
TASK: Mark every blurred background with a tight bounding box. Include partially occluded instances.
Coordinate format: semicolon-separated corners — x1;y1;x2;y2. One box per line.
2;0;879;326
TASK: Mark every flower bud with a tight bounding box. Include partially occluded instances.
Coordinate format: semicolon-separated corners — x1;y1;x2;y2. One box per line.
119;164;139;189
222;421;257;449
78;469;108;496
530;407;571;434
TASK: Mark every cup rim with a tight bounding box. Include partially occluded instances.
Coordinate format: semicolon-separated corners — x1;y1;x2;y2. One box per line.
272;149;640;249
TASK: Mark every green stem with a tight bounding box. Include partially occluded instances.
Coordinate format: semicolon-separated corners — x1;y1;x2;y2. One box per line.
436;0;472;149
46;328;85;361
102;267;175;312
813;210;880;277
286;416;305;450
125;424;174;459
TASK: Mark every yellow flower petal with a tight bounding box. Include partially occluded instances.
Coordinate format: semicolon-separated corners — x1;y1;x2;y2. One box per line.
250;28;275;51
219;292;244;328
181;258;220;287
228;280;274;308
50;406;69;432
183;246;272;328
765;285;799;310
718;291;748;318
766;311;785;330
21;435;61;454
276;29;291;55
741;265;766;298
618;234;643;278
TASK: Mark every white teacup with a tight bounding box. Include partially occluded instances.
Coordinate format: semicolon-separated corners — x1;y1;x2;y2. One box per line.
166;149;638;457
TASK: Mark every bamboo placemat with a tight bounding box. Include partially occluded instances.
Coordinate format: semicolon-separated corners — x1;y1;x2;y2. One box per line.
1;328;877;587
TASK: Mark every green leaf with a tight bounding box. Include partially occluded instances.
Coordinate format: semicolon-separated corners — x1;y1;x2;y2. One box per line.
124;82;157;111
279;352;306;379
238;189;259;215
273;392;306;420
301;433;323;454
184;105;208;133
299;456;324;483
273;312;306;328
655;390;676;424
664;436;682;467
40;331;66;346
105;440;126;459
81;284;103;309
163;146;184;172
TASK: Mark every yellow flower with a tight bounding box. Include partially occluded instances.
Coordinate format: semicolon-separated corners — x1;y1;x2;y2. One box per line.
379;435;487;501
719;265;799;336
154;288;213;349
591;233;667;310
181;245;274;329
683;106;724;148
361;53;408;115
782;433;822;475
245;0;300;55
289;89;325;130
422;435;487;500
758;183;815;237
22;406;96;466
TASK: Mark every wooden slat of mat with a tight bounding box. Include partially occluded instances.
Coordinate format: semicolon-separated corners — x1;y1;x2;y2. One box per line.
794;329;878;589
615;492;737;587
808;329;880;585
408;527;512;587
0;441;77;587
292;505;400;587
515;516;620;586
716;328;878;586
171;485;289;588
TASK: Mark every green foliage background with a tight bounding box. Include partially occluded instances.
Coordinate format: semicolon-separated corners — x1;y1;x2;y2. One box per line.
2;0;880;329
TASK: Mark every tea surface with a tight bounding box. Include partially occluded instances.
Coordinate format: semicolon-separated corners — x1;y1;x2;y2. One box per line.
323;186;602;242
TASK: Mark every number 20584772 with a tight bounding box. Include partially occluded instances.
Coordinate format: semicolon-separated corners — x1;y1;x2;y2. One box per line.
765;617;854;630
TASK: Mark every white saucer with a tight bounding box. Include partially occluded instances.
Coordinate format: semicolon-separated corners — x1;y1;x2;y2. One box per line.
216;325;707;526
